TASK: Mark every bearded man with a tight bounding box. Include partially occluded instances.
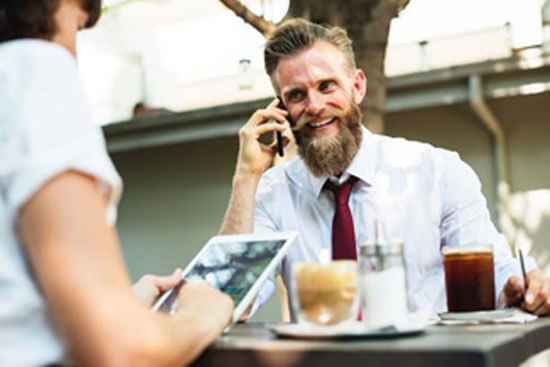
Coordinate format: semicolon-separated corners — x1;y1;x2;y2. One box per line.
219;18;550;318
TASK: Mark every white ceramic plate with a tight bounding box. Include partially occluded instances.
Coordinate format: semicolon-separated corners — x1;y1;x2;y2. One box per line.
438;308;537;323
268;322;425;340
439;309;515;321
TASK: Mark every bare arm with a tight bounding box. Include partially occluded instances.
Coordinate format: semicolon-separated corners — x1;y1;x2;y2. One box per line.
19;171;233;367
219;98;288;235
220;173;260;234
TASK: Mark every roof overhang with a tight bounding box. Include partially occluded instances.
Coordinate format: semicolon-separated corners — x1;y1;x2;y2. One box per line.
104;53;550;153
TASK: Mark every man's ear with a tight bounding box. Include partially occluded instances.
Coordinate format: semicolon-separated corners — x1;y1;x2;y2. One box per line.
352;69;367;105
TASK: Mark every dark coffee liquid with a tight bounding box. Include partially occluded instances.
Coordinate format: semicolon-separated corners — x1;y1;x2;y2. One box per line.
444;251;495;312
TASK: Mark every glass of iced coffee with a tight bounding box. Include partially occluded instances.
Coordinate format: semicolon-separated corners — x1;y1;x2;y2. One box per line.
443;245;495;312
291;260;357;326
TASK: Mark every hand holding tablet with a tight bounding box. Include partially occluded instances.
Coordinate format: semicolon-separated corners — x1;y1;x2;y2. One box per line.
153;232;298;325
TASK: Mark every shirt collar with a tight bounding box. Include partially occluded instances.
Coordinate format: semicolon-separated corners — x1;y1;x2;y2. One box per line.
284;125;378;197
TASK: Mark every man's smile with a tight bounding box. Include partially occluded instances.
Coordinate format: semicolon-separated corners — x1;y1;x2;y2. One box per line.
307;117;337;129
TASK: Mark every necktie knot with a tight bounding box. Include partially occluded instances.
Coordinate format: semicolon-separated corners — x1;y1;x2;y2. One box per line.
325;177;357;206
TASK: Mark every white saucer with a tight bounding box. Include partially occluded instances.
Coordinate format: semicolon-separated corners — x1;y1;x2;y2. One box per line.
268;322;425;340
438;308;537;324
439;309;515;321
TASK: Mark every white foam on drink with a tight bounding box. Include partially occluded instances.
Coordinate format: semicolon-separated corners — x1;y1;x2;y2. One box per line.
443;244;493;255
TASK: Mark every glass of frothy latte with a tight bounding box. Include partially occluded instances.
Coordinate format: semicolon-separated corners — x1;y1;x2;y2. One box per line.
291;260;358;326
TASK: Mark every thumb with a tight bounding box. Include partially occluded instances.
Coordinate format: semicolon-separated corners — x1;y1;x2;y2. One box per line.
154;268;183;293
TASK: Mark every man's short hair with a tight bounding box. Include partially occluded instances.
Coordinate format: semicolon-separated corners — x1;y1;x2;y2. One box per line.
264;18;356;88
0;0;102;43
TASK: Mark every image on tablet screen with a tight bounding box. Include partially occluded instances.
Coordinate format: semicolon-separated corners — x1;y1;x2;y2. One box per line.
184;240;285;305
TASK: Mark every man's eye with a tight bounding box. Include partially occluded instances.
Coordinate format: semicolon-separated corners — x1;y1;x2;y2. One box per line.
288;90;305;102
319;80;336;92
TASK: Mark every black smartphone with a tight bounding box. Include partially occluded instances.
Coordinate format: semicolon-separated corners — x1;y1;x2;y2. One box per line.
276;131;284;157
276;96;293;157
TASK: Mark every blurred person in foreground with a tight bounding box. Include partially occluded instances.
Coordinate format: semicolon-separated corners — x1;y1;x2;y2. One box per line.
220;18;550;318
0;1;232;366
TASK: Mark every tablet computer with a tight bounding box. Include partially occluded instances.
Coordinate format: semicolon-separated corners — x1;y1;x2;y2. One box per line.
152;231;298;324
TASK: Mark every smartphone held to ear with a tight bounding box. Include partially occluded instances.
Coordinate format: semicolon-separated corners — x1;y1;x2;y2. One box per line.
276;132;284;157
276;96;293;157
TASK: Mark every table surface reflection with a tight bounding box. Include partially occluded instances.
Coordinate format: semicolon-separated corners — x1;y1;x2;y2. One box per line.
194;319;550;367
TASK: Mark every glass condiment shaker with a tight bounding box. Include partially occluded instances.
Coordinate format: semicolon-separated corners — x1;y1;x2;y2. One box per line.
358;223;409;328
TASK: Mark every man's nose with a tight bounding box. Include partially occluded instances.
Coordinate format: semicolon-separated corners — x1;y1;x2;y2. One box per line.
304;92;324;116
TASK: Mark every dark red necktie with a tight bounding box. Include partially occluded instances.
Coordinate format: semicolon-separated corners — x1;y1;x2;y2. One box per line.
325;177;358;260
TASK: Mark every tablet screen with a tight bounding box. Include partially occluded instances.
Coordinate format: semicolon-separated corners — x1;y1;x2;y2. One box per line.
184;239;286;306
152;232;297;321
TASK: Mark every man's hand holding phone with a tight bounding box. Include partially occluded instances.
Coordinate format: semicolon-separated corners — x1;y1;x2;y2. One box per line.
220;97;295;235
235;98;290;179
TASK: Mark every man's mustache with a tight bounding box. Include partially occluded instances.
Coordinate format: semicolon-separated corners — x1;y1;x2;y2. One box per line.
292;107;346;132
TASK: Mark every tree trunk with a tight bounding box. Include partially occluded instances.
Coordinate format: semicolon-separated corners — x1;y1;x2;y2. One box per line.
288;0;407;134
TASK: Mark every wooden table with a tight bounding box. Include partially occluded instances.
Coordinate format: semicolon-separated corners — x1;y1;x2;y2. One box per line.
194;319;550;367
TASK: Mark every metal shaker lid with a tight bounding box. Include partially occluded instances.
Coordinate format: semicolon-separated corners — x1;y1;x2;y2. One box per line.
359;242;403;256
360;219;403;256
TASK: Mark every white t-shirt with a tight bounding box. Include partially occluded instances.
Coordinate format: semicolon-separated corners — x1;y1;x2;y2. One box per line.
0;40;122;366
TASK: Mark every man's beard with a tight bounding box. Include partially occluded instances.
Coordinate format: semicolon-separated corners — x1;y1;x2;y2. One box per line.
293;102;363;177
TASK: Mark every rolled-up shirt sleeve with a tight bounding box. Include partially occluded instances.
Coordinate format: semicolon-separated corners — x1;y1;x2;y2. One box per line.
439;151;536;300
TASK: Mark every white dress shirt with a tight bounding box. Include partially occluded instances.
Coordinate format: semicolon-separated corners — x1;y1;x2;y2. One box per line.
253;125;534;317
0;40;121;366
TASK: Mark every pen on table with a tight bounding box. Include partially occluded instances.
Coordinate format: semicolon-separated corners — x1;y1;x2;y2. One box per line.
519;248;528;293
